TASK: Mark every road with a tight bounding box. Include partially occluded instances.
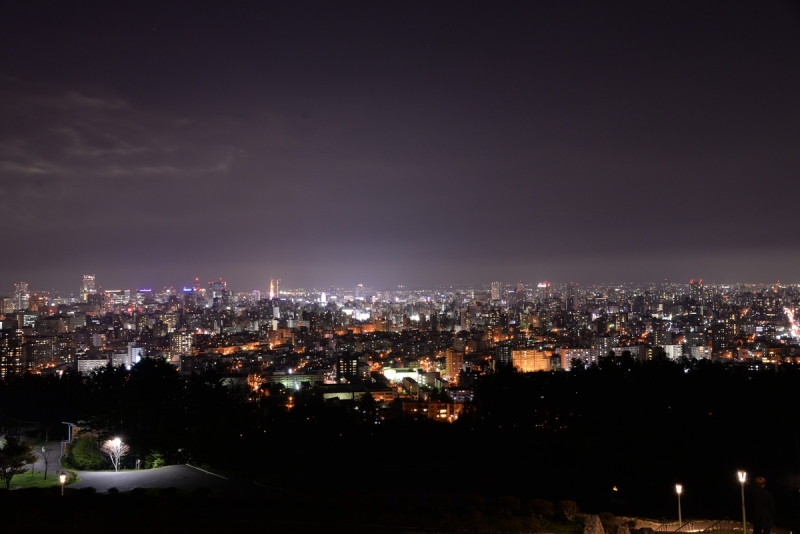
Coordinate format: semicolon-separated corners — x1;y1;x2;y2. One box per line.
69;464;282;496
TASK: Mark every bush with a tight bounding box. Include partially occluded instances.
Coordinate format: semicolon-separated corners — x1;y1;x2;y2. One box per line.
107;487;119;495
558;500;579;521
145;450;166;469
599;512;618;534
66;435;104;470
496;495;521;516
529;498;555;518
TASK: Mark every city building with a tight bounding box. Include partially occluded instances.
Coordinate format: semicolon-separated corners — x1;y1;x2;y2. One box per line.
511;349;552;372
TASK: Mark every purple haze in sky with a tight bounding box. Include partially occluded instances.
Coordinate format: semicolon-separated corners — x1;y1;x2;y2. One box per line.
1;2;799;293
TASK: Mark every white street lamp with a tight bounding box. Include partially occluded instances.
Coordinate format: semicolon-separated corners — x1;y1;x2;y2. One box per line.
59;471;66;496
675;484;683;525
738;471;747;534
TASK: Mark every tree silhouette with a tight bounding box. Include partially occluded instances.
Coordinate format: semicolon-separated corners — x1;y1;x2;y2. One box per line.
559;500;579;521
0;437;37;489
39;446;59;480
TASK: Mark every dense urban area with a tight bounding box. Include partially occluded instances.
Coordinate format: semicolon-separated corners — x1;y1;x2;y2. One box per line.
2;276;800;532
4;276;799;382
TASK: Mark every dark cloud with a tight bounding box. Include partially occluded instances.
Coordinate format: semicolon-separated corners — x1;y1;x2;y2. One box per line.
0;2;799;293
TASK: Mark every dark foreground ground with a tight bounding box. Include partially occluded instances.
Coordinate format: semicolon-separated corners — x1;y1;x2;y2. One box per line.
1;485;586;534
4;460;798;534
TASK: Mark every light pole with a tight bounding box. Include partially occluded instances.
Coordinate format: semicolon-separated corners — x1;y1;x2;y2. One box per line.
59;471;66;496
675;484;683;526
738;471;747;534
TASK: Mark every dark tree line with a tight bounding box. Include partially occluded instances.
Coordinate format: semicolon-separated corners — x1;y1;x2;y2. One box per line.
3;355;800;529
0;359;247;469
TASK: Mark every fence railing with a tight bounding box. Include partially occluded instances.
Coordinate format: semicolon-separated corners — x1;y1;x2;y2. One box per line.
702;518;741;533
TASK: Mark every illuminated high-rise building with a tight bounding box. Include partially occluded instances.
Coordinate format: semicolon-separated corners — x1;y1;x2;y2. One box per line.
14;282;29;311
336;353;359;382
566;283;578;311
136;288;153;307
537;281;550;301
269;278;281;299
81;274;96;302
0;296;13;314
490;281;502;301
689;279;704;303
445;348;464;383
170;330;193;356
210;279;225;294
104;290;127;312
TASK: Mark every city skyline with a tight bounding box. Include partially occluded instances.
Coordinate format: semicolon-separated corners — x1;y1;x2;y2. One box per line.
5;272;800;298
1;3;799;290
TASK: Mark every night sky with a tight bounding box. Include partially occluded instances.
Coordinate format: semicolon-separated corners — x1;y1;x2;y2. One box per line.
1;2;799;293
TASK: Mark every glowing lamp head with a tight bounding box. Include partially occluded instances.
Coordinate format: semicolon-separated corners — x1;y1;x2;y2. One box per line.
738;471;747;483
59;472;66;484
675;484;682;494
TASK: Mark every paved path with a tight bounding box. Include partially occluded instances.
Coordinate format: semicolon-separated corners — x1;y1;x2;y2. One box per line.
70;464;282;496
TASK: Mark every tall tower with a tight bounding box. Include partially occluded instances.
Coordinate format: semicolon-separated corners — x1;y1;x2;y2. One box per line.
269;278;281;299
566;283;578;311
689;279;704;304
491;281;502;301
14;282;29;311
81;275;96;302
537;281;550;301
445;348;464;384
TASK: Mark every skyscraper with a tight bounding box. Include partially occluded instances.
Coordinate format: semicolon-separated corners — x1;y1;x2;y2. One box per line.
14;282;29;311
81;274;96;302
269;278;281;299
566;283;578;311
491;281;502;301
0;296;13;314
537;281;550;301
209;279;226;302
689;279;704;303
169;331;193;356
445;348;464;383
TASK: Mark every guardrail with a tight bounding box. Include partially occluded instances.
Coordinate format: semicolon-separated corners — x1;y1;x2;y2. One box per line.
702;518;740;533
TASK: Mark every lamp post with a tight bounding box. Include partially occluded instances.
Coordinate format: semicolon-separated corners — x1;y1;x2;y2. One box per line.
738;471;747;534
675;484;683;526
59;472;66;496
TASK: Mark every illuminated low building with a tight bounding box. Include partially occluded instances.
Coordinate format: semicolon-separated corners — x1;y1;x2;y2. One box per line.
511;349;551;372
402;401;463;421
